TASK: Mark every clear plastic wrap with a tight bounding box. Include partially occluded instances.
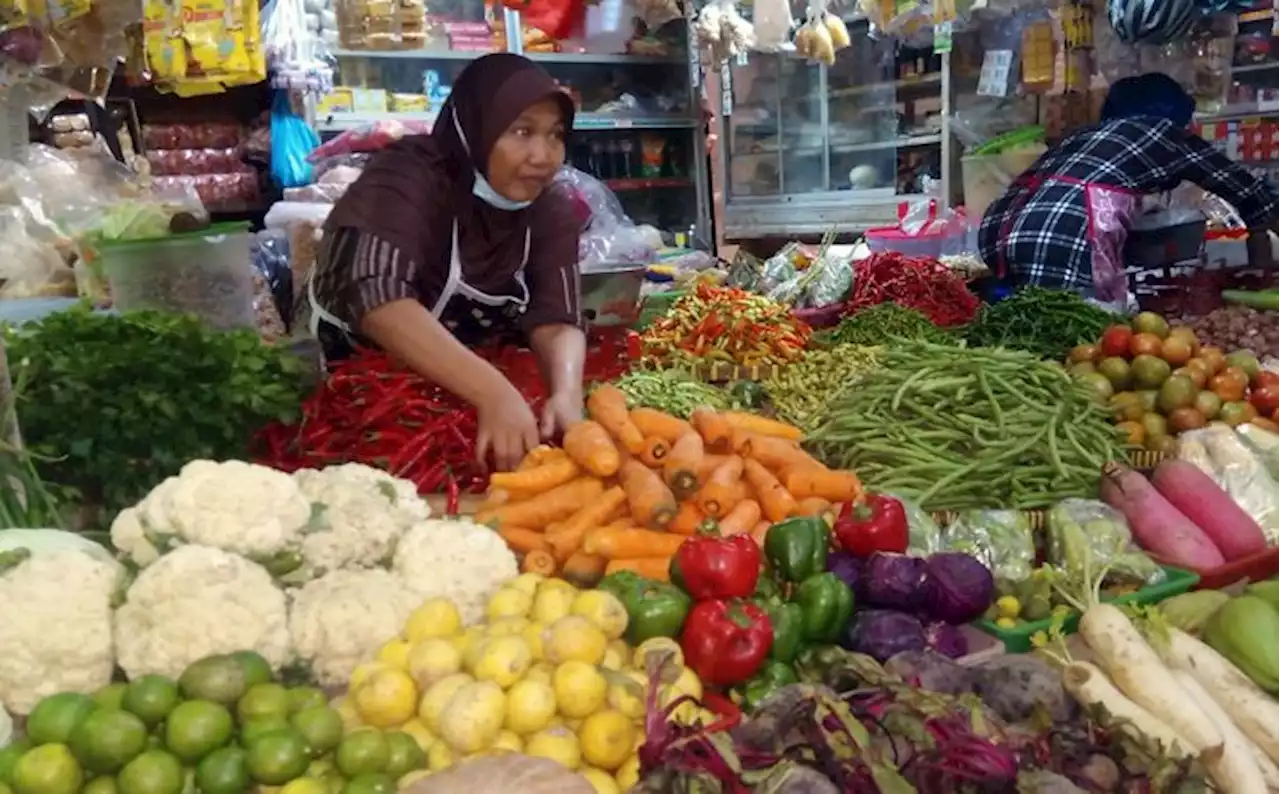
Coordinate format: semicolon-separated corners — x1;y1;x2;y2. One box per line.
1047;498;1166;587
0;207;76;298
894;492;943;556
252;228;294;326
1237;424;1279;482
553;166;659;270
942;510;1035;585
1178;425;1279;545
305;119;432;163
310;153;372;180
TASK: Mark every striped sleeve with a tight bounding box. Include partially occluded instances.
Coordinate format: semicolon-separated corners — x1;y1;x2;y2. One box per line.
324;229;421;323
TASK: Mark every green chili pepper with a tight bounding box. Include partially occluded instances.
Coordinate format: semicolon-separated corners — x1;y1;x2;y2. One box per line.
763;517;831;584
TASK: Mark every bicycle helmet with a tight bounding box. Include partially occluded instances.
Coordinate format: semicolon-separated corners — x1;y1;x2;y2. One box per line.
1107;0;1198;43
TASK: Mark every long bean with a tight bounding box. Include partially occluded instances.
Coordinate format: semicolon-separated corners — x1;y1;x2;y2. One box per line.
807;342;1127;511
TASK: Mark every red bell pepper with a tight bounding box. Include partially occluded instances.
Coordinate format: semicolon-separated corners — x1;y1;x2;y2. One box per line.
673;524;761;600
833;493;909;557
680;599;772;686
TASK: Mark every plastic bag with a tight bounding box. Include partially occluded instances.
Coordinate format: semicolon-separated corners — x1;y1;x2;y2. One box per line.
252;229;294;324
1047;499;1165;587
552;167;659;269
1237;424;1279;482
894;493;943;556
264;201;333;230
307;120;432;163
0;207;75;298
942;510;1035;585
270;91;320;189
752;0;794;51
1178;426;1280;544
310;153;371;180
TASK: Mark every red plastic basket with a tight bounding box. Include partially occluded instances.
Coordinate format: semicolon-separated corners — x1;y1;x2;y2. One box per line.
1150;546;1278;590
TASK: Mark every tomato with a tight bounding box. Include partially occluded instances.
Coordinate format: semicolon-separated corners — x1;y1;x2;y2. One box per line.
1219;401;1258;427
1254;371;1279;391
1249;384;1279;416
1210;367;1249;402
1129;332;1163;358
1198;346;1227;374
1099;325;1134;359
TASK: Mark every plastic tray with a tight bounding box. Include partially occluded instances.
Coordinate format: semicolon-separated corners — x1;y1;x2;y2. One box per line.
1150;547;1278;591
976;566;1200;652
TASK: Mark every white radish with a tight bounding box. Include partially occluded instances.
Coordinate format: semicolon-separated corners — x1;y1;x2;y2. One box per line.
1077;604;1224;753
1159;627;1280;764
1246;742;1280;792
1061;661;1193;758
1174;670;1269;794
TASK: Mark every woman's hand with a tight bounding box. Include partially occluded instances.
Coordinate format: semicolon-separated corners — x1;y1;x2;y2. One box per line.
540;387;583;439
476;381;541;472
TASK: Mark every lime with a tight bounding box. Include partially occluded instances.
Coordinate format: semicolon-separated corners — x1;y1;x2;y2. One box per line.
11;744;83;794
280;779;327;794
93;685;128;712
303;758;334;780
237;684;291;725
289;709;342;758
340;774;395;794
323;777;345;794
122;677;180;728
70;709;148;773
83;777;117;794
0;781;11;794
287;689;327;715
178;657;246;706
229;653;273;689
380;734;424;780
26;694;96;745
239;718;290;747
163;701;233;762
333;732;388;779
193;747;249;794
117;750;183;794
245;730;309;785
0;739;32;784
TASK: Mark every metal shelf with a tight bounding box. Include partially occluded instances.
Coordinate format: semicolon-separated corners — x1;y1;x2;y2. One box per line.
315;110;698;134
330;48;491;60
525;52;685;65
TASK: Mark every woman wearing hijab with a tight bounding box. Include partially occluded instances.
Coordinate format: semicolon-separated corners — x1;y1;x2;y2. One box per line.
978;72;1278;306
309;54;583;472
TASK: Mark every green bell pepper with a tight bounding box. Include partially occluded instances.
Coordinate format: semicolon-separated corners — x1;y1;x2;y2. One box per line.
765;601;805;664
791;572;854;644
740;660;798;710
763;517;831;584
753;568;782;603
599;571;692;645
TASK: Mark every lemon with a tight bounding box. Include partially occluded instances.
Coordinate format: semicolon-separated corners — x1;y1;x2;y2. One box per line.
544;616;607;666
485;618;528;638
995;595;1021;620
425;742;453;773
658;667;702;723
460;637;489;674
395;771;429;790
580;768;621;794
397;720;435;754
507;573;543;595
570;591;628;641
437;682;505;755
486;589;533;622
417;674;473;733
538;577;577;594
503;680;556;736
353;669;418;728
632;638;684;673
376;640;412;671
490;731;522;754
403;598;463;643
530;587;576;625
406;640;461;689
552;661;607;720
606;671;647;721
599;645;625;671
521;623;546;660
523;728;580;770
578;710;634;772
348;663;391;693
471;637;533;689
523;662;554;685
615;755;639;790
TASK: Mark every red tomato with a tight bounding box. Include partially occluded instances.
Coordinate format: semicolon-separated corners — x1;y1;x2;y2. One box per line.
1100;325;1134;358
1250;384;1279;416
1254;371;1279;391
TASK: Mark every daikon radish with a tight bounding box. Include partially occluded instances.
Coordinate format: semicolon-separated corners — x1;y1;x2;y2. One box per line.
1151;459;1267;561
1099;462;1225;569
1246;743;1279;791
1159;628;1280;763
1061;662;1192;758
1174;670;1269;794
1077;603;1223;754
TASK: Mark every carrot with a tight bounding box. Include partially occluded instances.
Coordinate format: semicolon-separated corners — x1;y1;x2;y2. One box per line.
696;455;745;518
722;411;804;442
638;436;670;467
482;477;605;529
795;497;831;517
562;420;621;478
588;384;646;455
630;408;693;443
717;499;761;536
669;500;706;535
691;408;734;453
561;552;608;588
731;478;751;504
519;445;567;470
617;459;678;529
784;466;862;502
499;526;550;554
663;432;705;497
695;453;732;482
520;549;558;576
546;486;628;562
741;434;814;471
585;527;688;559
743;458;798;522
750;521;771;547
489;457;580;493
604;557;672;581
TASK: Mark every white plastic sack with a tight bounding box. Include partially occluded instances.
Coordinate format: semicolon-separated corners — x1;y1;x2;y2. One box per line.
1177;426;1279;544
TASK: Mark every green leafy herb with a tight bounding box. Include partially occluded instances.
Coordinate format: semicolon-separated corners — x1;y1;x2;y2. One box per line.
963;287;1124;361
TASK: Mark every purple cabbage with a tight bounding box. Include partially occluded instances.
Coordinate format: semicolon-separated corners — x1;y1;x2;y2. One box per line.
845;609;927;662
920;552;996;624
925;621;969;659
826;551;862;593
860;552;926;610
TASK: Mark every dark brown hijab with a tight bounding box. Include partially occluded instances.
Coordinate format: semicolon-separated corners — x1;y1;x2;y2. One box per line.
325;53;577;291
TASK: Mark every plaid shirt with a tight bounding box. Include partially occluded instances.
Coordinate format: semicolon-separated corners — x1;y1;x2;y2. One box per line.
978;117;1279;290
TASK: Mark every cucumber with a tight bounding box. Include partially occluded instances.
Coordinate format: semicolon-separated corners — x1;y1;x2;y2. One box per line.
1222;290;1279;310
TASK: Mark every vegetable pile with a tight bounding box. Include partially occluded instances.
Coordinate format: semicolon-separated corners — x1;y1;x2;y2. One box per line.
639;284;812;369
846;252;980;328
815;303;957;348
808;342;1127;511
1174;303;1279;360
607;369;731;419
963;286;1123;361
760;344;882;430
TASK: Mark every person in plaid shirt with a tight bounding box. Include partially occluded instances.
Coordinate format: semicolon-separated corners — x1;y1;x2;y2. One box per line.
979;73;1278;304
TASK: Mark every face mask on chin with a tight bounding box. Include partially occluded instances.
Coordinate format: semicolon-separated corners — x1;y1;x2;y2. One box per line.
453;110;532;211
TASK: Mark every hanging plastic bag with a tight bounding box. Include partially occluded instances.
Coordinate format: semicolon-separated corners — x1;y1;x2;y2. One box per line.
752;0;794;51
270;91;319;189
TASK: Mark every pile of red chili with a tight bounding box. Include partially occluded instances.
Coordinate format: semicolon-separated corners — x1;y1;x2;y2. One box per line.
254;328;637;494
846;252;979;327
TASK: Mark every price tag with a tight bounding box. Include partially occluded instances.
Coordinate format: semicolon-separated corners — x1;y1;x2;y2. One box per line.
933;20;953;53
721;61;733;115
977;49;1013;97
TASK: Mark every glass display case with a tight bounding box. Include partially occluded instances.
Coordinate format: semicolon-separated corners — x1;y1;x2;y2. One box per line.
719;15;952;238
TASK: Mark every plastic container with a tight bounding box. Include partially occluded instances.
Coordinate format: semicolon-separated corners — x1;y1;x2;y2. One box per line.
960;145;1046;220
1151;547;1278;591
96;222;255;331
975;566;1200;652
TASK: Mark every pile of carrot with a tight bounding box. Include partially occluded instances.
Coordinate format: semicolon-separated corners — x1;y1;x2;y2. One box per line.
476;383;863;586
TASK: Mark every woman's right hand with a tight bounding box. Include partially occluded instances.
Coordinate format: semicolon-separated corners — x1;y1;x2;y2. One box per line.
476;380;541;472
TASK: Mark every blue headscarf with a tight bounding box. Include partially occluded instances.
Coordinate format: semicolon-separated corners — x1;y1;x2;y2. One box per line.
1101;73;1196;127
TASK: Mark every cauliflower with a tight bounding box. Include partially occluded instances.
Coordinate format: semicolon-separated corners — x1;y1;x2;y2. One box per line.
114;545;291;680
110;460;313;569
0;549;123;714
393;520;518;626
288;569;419;686
291;463;431;577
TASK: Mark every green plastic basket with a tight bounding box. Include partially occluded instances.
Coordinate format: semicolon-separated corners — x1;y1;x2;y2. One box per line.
976;566;1200;652
633;289;686;331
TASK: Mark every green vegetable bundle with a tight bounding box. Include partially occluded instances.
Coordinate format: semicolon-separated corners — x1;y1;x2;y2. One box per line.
816;303;958;348
807;342;1126;511
5;307;306;513
963;287;1123;361
762;344;882;430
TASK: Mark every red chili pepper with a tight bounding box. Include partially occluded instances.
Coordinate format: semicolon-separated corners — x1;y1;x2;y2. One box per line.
444;470;460;516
